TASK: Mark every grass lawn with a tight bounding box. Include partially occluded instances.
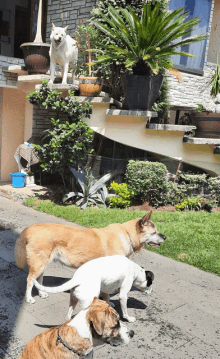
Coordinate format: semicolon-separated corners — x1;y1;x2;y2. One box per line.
25;198;220;276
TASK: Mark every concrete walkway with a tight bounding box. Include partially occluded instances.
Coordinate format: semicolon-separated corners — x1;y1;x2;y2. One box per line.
0;196;219;359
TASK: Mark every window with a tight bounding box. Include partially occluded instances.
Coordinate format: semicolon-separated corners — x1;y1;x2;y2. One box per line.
168;0;212;74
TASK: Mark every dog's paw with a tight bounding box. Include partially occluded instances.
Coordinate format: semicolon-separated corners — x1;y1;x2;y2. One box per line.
39;291;49;299
124;316;136;323
26;297;36;304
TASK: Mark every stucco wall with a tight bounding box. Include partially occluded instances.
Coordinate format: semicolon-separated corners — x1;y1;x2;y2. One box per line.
207;0;220;63
0;88;26;181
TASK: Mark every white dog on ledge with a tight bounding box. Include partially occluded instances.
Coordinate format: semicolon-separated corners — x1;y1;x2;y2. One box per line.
49;23;78;85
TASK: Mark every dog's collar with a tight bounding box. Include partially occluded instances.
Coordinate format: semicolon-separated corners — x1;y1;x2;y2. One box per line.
56;325;93;358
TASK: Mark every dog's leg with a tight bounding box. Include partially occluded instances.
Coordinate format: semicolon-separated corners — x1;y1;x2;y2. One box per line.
119;289;136;323
62;62;69;84
25;261;48;304
66;290;78;320
49;61;56;85
37;273;49;299
100;292;115;308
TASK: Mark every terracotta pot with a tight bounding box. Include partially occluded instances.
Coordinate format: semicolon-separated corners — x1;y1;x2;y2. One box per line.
192;112;220;138
20;42;50;74
79;77;103;96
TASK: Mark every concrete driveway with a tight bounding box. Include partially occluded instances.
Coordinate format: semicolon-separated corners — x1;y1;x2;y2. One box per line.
0;196;219;359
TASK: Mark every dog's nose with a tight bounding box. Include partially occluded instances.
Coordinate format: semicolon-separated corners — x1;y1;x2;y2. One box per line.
163;235;166;240
129;330;135;338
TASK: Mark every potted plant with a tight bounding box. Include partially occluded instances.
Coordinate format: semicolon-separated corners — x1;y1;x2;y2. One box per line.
192;58;220;138
92;4;206;110
25;172;36;187
74;23;103;96
20;0;50;74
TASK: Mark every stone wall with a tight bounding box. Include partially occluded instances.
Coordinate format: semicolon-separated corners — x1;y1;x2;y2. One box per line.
46;0;97;41
31;105;69;139
167;62;216;110
0;56;24;87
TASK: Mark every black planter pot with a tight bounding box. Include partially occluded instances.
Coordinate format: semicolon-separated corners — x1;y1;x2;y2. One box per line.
122;74;163;111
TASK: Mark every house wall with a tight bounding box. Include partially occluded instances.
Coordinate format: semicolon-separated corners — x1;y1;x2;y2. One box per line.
167;0;216;110
0;56;24;87
0;88;26;181
207;0;220;63
46;0;97;42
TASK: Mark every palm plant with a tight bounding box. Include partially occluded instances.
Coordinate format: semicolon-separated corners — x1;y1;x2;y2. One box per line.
209;56;220;97
91;3;207;77
63;166;113;209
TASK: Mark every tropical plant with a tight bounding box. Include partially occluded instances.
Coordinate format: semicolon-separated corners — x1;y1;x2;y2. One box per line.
63;167;113;209
28;81;94;190
91;4;207;77
208;56;220;97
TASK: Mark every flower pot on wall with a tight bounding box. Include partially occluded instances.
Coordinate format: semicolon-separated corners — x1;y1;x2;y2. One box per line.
192;112;220;138
20;43;50;74
79;77;103;96
20;0;50;75
121;74;163;111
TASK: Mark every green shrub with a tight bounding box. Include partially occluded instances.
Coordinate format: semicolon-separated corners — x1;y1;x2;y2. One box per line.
164;182;188;206
109;181;134;208
208;176;220;204
176;196;216;212
125;160;168;206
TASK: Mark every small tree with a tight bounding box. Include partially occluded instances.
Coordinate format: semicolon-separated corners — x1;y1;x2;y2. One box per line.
27;81;93;190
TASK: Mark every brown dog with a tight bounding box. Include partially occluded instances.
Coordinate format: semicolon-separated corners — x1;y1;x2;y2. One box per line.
15;211;166;303
19;298;134;359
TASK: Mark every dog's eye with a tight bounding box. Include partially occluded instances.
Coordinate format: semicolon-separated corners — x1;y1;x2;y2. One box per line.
112;321;120;329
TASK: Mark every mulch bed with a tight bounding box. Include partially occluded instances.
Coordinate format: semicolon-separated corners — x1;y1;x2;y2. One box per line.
37;185;220;212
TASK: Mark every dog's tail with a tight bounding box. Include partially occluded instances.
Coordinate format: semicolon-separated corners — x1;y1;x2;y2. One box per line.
32;277;79;294
14;229;28;270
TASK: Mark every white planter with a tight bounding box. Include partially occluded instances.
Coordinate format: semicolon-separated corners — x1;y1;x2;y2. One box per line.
25;175;36;187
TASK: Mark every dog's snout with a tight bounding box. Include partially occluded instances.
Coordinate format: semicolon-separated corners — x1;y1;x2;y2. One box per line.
163;235;166;240
129;330;135;338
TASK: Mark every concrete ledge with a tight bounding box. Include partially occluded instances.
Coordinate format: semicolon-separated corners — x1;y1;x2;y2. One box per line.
18;74;51;83
106;109;158;117
3;65;28;76
35;83;78;92
146;124;196;131
77;96;119;104
183;136;220;145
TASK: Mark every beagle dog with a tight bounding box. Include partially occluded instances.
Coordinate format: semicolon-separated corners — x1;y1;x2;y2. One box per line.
33;255;154;323
19;298;134;359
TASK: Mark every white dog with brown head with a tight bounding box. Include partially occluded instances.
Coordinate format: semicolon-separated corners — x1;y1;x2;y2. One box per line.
19;298;134;359
49;23;78;85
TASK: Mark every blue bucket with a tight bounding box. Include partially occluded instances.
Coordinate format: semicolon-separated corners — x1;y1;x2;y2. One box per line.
10;172;26;188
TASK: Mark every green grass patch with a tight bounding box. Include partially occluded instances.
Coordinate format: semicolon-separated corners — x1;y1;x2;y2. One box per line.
25;198;220;276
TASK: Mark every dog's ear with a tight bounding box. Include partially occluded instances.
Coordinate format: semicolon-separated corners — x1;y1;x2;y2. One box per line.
138;211;153;229
145;271;154;285
64;25;68;32
89;300;118;336
52;22;56;31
